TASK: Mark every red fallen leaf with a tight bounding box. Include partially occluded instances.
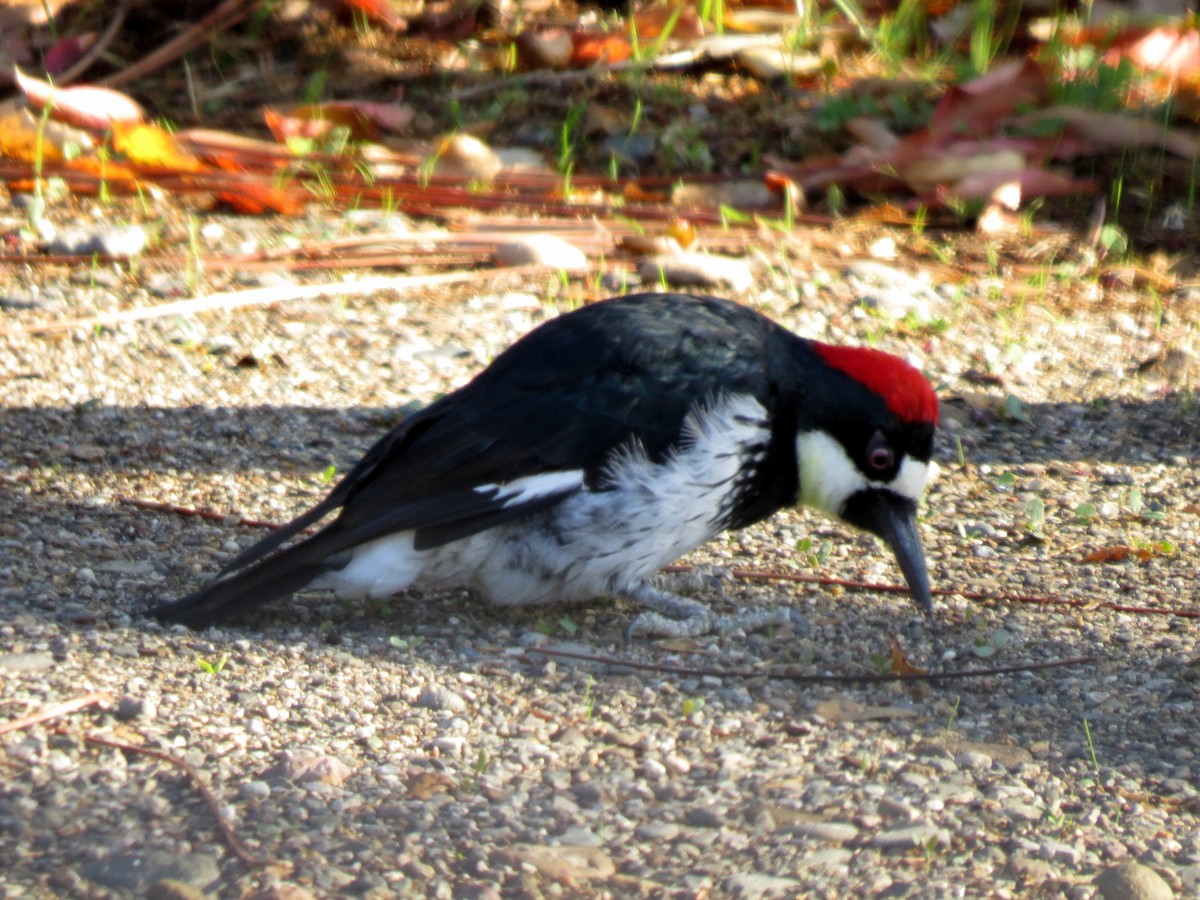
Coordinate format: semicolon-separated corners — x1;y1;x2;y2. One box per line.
889;637;927;677
630;4;705;42
1082;546;1153;563
264;106;373;143
927;58;1048;142
264;101;414;144
14;68;144;132
215;182;306;215
43;33;95;76
571;31;632;66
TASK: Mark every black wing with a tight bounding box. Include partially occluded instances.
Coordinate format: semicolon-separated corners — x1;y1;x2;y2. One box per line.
150;293;803;625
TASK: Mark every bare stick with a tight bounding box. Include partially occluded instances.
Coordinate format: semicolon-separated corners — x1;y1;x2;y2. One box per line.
100;0;256;89
527;647;1097;684
58;0;133;84
0;266;549;337
118;496;282;531
83;733;266;868
0;691;112;736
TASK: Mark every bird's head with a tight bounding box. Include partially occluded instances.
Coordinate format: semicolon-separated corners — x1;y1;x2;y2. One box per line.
794;342;939;611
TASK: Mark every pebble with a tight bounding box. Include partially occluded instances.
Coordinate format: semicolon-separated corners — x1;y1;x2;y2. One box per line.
115;695;155;721
416;686;467;712
493;235;587;271
1040;839;1084;866
724;873;802;898
272;749;354;786
1095;862;1174;900
427;134;502;182
241;780;271;801
784;820;859;843
79;851;220;894
44;224;149;258
503;844;615;881
635;821;681;841
0;651;54;672
685;805;725;828
872;825;951;850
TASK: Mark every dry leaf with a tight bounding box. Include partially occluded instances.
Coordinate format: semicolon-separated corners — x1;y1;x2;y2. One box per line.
571;32;632;66
406;771;455;800
889;637;928;677
14;68;144;132
216;182;306;216
1082;546;1153;563
112;122;206;172
630;5;704;42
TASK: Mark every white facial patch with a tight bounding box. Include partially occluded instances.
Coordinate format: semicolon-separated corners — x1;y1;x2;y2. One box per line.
796;431;867;515
889;457;934;502
795;431;933;515
475;470;586;509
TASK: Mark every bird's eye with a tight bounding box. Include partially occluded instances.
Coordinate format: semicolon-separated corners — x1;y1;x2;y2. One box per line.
866;434;894;472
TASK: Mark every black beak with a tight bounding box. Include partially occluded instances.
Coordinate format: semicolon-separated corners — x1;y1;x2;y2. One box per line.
840;489;933;612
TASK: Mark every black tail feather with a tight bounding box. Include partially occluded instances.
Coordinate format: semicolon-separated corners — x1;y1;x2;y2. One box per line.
148;548;332;628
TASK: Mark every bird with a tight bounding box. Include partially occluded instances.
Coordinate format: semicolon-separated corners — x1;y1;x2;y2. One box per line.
150;292;940;637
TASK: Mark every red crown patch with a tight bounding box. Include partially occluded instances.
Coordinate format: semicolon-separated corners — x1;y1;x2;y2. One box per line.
813;343;939;425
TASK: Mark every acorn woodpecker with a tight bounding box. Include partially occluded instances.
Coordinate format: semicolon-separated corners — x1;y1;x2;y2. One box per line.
150;293;939;637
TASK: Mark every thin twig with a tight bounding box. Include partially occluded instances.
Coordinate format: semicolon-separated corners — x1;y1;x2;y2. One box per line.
83;733;266;868
716;567;1200;619
0;266;549;337
118;496;281;530
59;0;132;84
101;0;256;88
0;692;112;737
527;647;1097;684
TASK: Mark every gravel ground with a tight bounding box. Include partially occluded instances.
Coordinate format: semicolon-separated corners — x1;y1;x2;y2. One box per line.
2;204;1200;899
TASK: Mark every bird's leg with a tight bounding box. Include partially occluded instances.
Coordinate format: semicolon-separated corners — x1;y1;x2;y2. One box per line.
623;581;810;640
652;565;734;598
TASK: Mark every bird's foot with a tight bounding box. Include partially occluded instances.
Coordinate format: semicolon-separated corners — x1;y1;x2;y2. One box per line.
653;565;734;598
623;582;809;640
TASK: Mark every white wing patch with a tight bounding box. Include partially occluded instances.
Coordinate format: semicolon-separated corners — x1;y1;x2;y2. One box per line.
475;470;586;509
